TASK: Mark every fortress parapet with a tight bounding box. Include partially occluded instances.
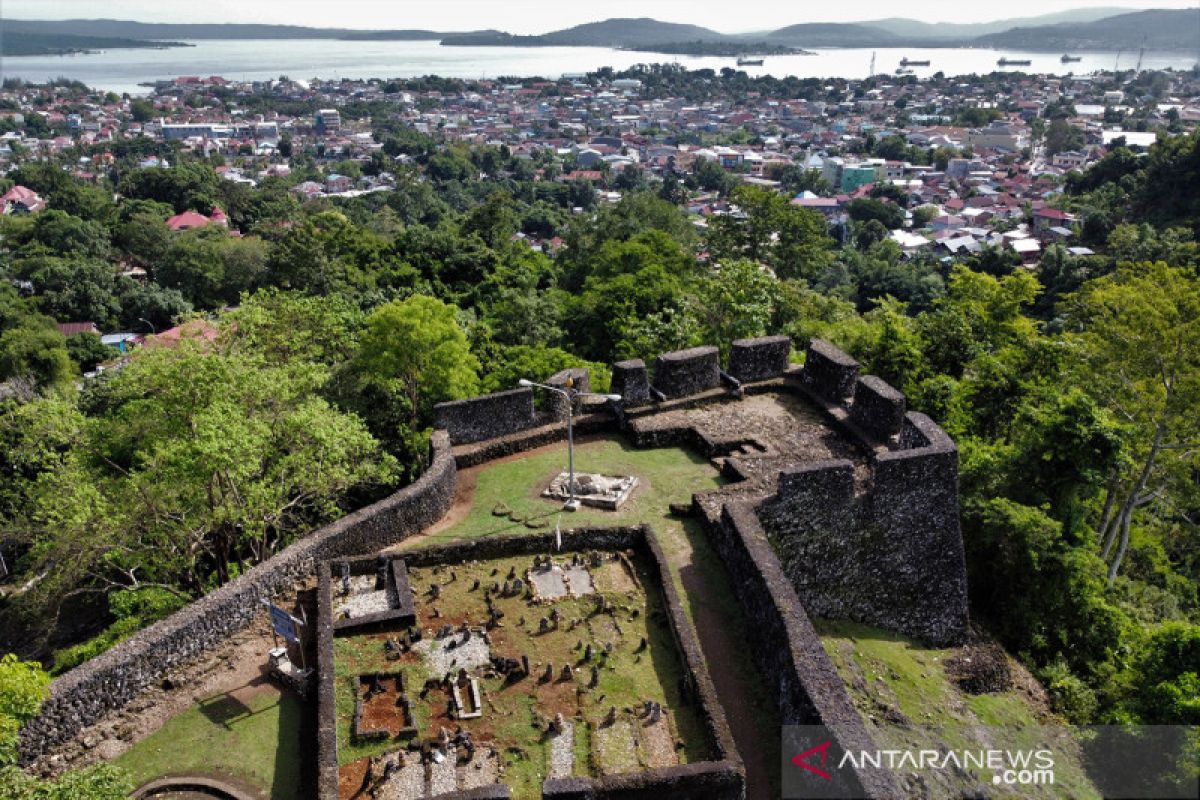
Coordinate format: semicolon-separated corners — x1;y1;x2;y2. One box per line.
652;345;721;399
434;387;537;445
727;335;792;383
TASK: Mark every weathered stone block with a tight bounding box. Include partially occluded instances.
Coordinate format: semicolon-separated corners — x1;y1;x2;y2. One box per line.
611;359;651;406
803;339;859;402
433;388;536;445
653;346;720;399
727;335;792;383
849;375;906;440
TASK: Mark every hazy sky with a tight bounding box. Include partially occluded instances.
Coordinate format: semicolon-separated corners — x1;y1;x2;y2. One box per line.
4;1;1194;34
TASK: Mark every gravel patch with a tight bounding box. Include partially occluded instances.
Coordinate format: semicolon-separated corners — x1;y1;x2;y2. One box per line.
428;748;457;795
412;635;491;677
548;721;575;778
460;747;501;789
563;565;595;596
375;753;425;800
333;575;394;620
529;565;568;600
639;714;679;769
594;718;639;775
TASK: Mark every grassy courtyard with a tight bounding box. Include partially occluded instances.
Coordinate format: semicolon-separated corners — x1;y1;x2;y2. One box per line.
412;437;722;560
113;682;306;799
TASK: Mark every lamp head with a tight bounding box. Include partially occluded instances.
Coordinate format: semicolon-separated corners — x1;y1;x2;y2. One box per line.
605;394;623;402
518;379;533;388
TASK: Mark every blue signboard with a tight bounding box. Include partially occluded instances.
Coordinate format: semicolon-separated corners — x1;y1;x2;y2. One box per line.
267;602;301;643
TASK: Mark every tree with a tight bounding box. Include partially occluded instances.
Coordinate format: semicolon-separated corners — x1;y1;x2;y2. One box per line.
158;228;268;308
964;498;1125;678
0;653;49;764
689;156;737;195
20;258;123;330
3;321;398;640
115;212;171;264
0;320;75;394
774;164;832;197
1;654;132;796
846;197;905;230
65;332;112;372
129;99;156;122
1045;119;1085;157
1066;262;1200;585
707;185;833;281
692;259;779;353
354;295;480;426
118;163;221;213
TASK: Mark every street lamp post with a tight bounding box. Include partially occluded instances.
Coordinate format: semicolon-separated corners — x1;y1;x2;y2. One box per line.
519;378;621;510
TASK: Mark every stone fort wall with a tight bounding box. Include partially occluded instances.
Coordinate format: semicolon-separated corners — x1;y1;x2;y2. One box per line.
18;432;459;764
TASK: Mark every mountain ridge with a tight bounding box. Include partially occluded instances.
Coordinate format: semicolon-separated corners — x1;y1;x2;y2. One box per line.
4;9;1193;56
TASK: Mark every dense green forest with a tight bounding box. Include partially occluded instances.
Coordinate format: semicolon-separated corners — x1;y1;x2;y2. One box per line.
0;115;1197;798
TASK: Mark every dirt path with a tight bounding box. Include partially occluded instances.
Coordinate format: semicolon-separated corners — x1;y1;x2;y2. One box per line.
676;532;778;799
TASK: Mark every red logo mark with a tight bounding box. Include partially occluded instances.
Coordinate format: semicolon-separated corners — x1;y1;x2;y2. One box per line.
792;739;833;781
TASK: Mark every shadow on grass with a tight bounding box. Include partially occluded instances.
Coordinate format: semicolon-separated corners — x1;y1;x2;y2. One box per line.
423;508;562;543
273;689;308;800
197;693;261;730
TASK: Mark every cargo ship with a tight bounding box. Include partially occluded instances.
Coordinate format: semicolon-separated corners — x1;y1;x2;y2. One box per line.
900;57;930;67
1061;54;1082;63
998;57;1033;66
737;56;765;66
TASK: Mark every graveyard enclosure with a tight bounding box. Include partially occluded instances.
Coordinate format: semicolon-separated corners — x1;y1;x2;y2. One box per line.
316;526;742;800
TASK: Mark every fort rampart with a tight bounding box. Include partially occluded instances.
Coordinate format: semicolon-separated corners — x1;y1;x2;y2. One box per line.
20;334;968;800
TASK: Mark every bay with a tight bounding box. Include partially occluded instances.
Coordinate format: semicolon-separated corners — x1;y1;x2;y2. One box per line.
2;39;1196;95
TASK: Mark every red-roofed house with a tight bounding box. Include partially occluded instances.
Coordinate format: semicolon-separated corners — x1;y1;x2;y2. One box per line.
1;185;46;215
1033;207;1074;233
166;207;230;232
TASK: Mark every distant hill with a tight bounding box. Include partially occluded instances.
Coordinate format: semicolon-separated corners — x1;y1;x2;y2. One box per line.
978;8;1200;51
860;7;1133;39
3;19;350;39
442;18;727;48
2;19;444;41
537;18;725;46
763;23;905;47
7;10;1194;56
0;30;189;57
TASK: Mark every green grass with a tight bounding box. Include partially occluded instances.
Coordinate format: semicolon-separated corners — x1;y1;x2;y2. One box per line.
816;618;1100;799
114;685;303;799
412;437;723;560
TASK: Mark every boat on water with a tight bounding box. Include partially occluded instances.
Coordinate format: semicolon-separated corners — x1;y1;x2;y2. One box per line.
900;57;931;67
895;67;914;75
1061;54;1082;63
997;57;1033;66
737;56;765;66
